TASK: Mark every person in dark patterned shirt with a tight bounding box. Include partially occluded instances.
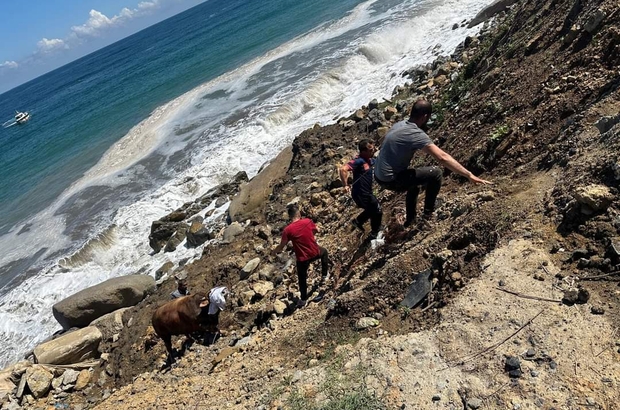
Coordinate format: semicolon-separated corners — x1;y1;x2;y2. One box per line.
339;139;382;239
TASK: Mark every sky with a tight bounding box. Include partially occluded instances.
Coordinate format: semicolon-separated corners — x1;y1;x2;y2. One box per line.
0;0;205;94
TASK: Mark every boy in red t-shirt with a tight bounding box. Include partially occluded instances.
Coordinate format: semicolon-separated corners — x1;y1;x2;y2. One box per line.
272;204;329;307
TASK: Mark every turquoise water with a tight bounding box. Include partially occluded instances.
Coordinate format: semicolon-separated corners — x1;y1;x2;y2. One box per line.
0;0;365;234
0;0;489;367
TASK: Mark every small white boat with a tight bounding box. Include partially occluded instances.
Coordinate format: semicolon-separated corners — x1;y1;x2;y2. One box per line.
2;110;31;128
15;111;30;124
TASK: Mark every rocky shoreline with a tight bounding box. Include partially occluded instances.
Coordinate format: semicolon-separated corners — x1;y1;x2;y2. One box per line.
2;0;620;408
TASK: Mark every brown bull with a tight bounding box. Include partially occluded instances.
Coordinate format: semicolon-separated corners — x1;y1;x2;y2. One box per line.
152;292;210;363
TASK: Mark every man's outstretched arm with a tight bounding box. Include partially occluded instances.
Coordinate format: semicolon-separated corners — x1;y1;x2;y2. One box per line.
339;164;351;192
422;144;492;184
272;237;288;255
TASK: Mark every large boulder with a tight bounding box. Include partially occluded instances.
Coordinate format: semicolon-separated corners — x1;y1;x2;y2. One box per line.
228;146;293;222
468;0;519;27
89;308;129;341
52;275;155;329
34;327;102;365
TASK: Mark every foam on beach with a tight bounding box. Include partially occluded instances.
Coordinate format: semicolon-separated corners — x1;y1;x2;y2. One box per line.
0;0;491;368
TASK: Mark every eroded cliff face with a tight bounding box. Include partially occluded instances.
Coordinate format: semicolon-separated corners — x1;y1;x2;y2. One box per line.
6;0;620;409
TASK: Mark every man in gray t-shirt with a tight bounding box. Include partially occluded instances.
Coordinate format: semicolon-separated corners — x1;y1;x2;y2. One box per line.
375;100;490;228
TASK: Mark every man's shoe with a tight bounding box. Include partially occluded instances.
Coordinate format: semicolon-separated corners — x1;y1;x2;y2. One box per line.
296;299;307;309
416;214;434;231
351;219;365;233
369;231;380;240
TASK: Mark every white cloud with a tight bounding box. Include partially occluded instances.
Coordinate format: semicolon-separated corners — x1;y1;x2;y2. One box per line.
0;61;18;69
36;38;68;53
4;0;179;69
70;1;162;39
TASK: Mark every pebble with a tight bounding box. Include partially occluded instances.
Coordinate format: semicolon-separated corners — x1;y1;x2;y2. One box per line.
467;398;483;409
432;394;441;401
591;306;605;315
586;397;596;406
525;349;536;358
505;356;521;370
530;370;539;377
499;280;506;287
549;361;557;370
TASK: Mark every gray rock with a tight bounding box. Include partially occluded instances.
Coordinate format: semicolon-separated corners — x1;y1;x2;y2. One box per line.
149;220;182;253
356;317;380;330
468;0;518;27
595;115;620;134
530;370;539;377
52;275;155;329
228;148;292;223
155;261;174;281
26;366;53;399
16;373;27;399
3;400;21;410
273;300;287;316
505;356;521;371
240;258;261;280
235;336;252;347
467;398;483;409
258;264;277;282
252;281;274;298
584;9;606;34
591;306;605;315
238;290;256;306
164;224;189;252
90;307;128;341
51;376;63;391
341;119;356;129
562;288;578;305
223;222;245;243
368;99;379;110
34;327;102;365
432;394;441;401
62;369;79;386
186;220;212;247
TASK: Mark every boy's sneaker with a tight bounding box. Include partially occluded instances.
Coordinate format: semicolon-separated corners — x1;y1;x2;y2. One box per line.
351;219;365;232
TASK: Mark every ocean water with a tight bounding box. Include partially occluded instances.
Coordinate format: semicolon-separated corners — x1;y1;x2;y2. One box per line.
0;0;490;367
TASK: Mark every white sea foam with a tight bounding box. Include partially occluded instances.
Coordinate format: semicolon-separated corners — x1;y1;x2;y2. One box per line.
0;0;492;367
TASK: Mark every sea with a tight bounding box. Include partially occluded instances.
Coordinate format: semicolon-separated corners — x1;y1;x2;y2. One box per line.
0;0;490;367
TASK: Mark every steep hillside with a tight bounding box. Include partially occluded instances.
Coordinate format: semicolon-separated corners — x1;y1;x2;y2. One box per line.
7;0;620;409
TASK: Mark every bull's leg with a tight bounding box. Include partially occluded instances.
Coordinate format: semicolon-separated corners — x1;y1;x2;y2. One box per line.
162;335;175;365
